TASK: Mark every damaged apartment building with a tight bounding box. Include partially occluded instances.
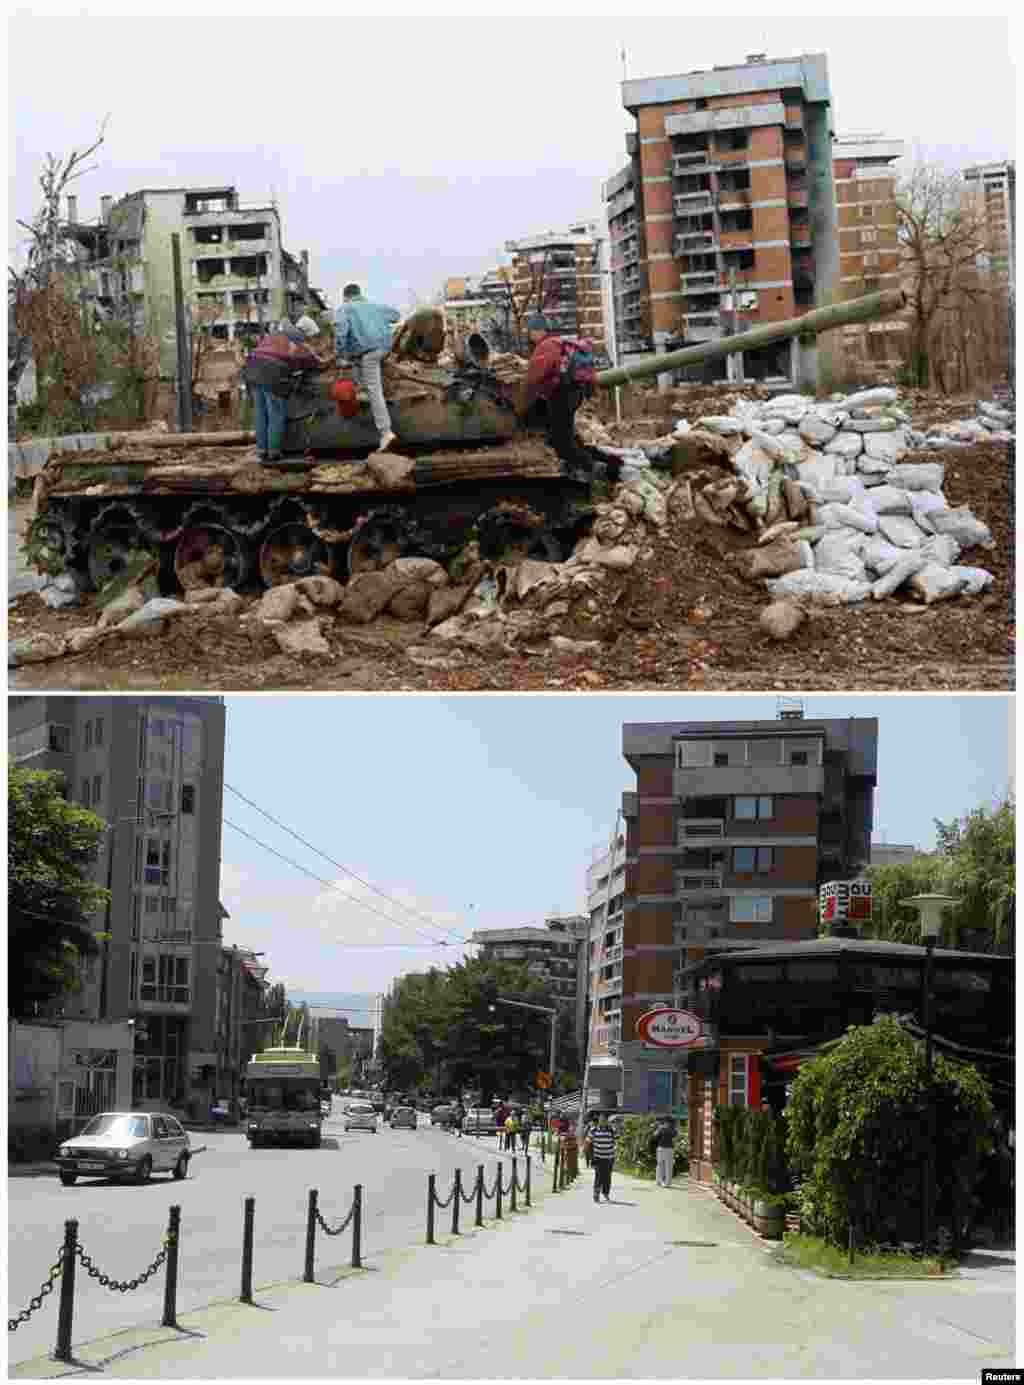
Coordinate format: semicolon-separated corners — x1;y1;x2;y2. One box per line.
504;223;609;352
603;53;902;382
63;186;327;376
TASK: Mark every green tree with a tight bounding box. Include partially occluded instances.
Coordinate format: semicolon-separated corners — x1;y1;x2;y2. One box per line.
785;1016;993;1249
8;766;108;1017
862;856;947;943
935;796;1015;953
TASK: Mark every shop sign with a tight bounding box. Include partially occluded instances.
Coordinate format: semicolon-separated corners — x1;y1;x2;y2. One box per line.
635;1008;705;1049
820;879;872;923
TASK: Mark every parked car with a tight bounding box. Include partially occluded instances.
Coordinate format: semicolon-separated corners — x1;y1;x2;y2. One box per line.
462;1107;498;1136
343;1101;378;1134
430;1104;455;1127
320;1098;332;1117
389;1105;417;1130
55;1111;192;1186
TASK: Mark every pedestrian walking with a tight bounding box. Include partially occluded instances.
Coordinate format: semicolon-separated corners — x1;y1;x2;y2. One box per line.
516;314;598;480
504;1111;519;1152
334;283;401;453
653;1115;676;1188
582;1121;594;1169
519;1112;533;1155
590;1113;616;1204
452;1101;465;1138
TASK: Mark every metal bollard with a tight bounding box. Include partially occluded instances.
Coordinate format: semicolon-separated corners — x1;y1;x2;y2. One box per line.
240;1197;255;1303
495;1162;503;1220
426;1173;436;1245
452;1168;461;1236
526;1155;532;1207
552;1141;560;1193
351;1185;362;1269
475;1164;484;1228
510;1157;518;1213
53;1218;78;1364
304;1189;318;1283
162;1205;181;1328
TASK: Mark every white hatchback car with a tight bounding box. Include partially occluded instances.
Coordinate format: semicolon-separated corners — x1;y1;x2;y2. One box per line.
55;1111;191;1185
343;1101;378;1134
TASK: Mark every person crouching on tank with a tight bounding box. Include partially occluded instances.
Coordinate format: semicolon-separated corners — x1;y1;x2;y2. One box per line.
334;284;402;454
243;316;330;463
516;314;594;482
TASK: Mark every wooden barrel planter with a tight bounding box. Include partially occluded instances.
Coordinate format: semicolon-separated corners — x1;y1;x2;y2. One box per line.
753;1200;784;1239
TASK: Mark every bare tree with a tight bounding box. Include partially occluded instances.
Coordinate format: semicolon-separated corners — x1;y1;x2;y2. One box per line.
896;162;999;392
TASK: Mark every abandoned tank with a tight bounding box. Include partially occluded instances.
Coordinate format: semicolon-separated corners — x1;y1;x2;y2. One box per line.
24;291;906;594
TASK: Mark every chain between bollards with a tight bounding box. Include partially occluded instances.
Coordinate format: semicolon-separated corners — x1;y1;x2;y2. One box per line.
426;1173;436;1245
240;1197;255;1304
304;1189;318;1283
53;1217;77;1363
161;1205;181;1328
475;1165;484;1227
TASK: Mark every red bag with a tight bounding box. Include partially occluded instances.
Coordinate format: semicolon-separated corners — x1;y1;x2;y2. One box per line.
331;378;359;417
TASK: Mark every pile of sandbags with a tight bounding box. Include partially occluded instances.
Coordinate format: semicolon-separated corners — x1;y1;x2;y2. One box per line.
677;387;997;606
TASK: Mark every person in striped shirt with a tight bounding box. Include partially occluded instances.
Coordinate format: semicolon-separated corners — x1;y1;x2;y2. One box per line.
589;1113;617;1203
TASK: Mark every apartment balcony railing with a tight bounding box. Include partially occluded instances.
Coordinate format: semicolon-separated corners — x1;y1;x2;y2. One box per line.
675;191;714;214
675;872;724;894
674;232;717;256
139;986;191;1008
603;943;623;964
673;153;718;175
600;975;623;995
619;244;640;267
680;270;719;289
621;303;645;321
682;312;721;330
678;818;726;843
607;187;636;220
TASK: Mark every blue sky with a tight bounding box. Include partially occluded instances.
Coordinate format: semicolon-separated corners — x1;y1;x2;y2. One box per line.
218;695;1014;1002
10;12;1015;308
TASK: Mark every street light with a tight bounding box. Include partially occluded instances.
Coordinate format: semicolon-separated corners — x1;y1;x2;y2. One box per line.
489;997;558;1093
902;893;955;1251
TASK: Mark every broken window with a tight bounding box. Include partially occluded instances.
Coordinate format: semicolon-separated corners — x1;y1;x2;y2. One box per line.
192;226;224;244
228;222;267;242
720;209;753;233
718;168;751;194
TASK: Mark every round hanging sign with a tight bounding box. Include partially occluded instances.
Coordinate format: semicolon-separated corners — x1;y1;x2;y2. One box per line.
635;1008;705;1049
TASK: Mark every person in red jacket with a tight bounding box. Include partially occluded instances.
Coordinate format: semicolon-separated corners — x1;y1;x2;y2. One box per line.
517;315;594;479
243;318;330;462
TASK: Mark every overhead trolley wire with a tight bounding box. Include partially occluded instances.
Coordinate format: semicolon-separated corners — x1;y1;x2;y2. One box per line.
223;782;469;946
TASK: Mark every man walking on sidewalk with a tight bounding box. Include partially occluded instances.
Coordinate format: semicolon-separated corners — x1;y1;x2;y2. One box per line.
590;1113;616;1203
653;1115;676;1187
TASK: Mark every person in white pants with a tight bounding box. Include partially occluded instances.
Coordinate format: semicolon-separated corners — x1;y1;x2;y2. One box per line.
334;284;401;452
654;1116;676;1187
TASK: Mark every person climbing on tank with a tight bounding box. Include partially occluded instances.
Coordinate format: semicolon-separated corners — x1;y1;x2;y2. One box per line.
334;284;402;454
243;316;329;463
516;314;599;483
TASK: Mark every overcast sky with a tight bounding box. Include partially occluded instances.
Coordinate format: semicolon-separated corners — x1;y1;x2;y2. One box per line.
9;9;1016;309
215;694;1014;1003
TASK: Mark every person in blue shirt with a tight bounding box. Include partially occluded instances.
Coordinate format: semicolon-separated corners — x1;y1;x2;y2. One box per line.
334;284;401;452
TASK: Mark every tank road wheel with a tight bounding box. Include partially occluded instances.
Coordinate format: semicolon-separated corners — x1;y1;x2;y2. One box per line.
86;516;158;592
173;524;252;592
258;523;331;588
347;515;405;576
25;516;69;579
477;509;564;564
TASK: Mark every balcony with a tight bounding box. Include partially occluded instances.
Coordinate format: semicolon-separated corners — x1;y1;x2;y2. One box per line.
138;986;191;1009
680;270;719;290
682;312;720;330
607;187;636;220
675;872;724;895
603;943;623;964
675;233;717;256
673;153;717;174
675;191;713;214
678;818;726;843
619;244;640;267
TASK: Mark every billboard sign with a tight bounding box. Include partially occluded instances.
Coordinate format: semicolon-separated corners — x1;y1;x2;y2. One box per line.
635;1008;705;1049
820;879;872;924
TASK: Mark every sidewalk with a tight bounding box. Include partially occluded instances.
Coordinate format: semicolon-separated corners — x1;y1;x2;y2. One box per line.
12;1170;1015;1379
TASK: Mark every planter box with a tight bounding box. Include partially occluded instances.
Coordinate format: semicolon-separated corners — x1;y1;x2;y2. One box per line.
753;1201;784;1238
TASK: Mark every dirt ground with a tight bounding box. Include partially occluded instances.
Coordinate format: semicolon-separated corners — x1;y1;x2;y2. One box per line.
8;385;1014;693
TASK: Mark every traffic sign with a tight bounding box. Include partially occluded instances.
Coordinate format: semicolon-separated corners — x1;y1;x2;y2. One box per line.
535;1071;552;1089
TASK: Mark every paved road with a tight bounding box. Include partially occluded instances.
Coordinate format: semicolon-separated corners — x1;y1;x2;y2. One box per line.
7;1110;508;1366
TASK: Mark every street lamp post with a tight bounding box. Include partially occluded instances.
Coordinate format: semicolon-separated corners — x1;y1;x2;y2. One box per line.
902;893;955;1252
489;997;558;1094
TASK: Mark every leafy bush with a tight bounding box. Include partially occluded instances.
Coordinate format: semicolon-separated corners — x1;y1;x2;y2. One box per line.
785;1015;994;1249
614;1114;689;1178
714;1105;791;1200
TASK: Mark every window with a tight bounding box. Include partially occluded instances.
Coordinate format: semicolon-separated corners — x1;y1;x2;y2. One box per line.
861;204;874;220
147;780;171;812
676;740;712;768
734;796;774;821
81;778;91;807
733;846;773;873
49;724;72;753
731;896;773;923
648;1070;674;1109
181;785;196;814
747;739;781;766
84;720;93;750
714;752;729;766
728;1054;749;1107
92;774;103;806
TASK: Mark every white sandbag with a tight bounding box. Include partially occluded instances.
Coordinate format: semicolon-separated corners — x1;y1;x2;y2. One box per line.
886;462;945;493
948;565;995;594
796;456;838;492
908;563;970;605
842;387;900;409
908;489;949;534
878;515;925;548
871;551;927;599
824;431;864;459
825;503;878;535
919;533;962;567
799;540;815;569
927;507;995;549
868;485;912;515
765;570;872;605
862;535;907;575
814;533;869;582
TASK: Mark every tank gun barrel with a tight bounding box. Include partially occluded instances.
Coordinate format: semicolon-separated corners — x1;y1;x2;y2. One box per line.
595;289;906;388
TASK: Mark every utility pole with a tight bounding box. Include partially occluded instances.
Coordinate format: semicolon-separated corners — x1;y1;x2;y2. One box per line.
171;233;193;433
